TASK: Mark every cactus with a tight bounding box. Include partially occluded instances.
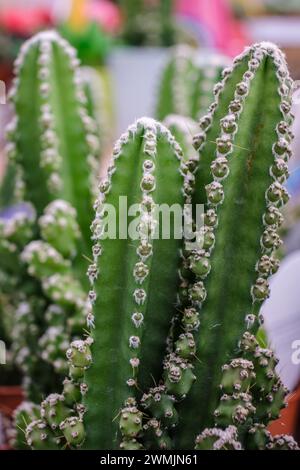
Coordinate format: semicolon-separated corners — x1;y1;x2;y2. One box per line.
11;401;40;449
156;46;230;122
0;31;100;401
80;117;186;449
6;30;98;248
120;0;176;46
174;41;295;448
20;116;188;449
15;40;299;450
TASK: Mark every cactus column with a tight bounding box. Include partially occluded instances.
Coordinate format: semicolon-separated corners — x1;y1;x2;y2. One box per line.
83;117;188;449
6;30;98;253
176;42;294;448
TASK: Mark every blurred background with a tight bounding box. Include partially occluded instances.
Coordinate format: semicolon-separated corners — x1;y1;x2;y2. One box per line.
2;1;300;179
1;0;300;446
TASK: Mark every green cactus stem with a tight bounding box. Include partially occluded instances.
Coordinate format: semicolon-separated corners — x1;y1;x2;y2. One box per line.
21;40;298;451
121;0;175;46
23;117;189;450
83;117;188;449
6;30;99;253
1;31;100;401
12;401;41;449
198;331;299;450
175;42;294;448
156;46;230;122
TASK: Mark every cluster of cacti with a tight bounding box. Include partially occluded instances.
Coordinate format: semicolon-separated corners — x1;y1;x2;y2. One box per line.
0;31;100;402
120;0;175;47
19;116;188;449
156;45;230;122
18;40;300;450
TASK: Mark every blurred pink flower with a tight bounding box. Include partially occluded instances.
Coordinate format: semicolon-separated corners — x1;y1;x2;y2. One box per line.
0;7;52;36
176;0;249;56
87;0;121;33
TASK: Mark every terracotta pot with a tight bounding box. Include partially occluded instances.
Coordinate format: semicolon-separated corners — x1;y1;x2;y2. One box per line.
0;62;13;84
0;386;24;450
268;384;300;441
0;386;24;416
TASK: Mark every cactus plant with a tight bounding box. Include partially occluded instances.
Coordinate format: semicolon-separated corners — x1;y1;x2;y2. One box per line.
6;30;98;245
174;41;296;448
15;41;300;450
120;0;176;46
20;116;189;449
156;46;230;122
0;31;100;401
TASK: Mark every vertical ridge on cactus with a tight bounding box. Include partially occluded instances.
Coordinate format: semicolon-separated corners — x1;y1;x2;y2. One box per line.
175;42;294;448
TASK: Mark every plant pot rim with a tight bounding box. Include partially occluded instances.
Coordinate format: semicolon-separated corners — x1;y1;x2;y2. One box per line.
0;386;23;396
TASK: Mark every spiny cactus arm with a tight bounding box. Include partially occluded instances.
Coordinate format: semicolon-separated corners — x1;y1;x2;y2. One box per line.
195;425;242;450
202;331;299;450
82;118;187;449
237;333;288;426
192;67;250;204
0;204;36;276
176;42;294;448
12;401;40;449
195;423;299;450
39;199;80;259
8;31;99;251
21;238;86;315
